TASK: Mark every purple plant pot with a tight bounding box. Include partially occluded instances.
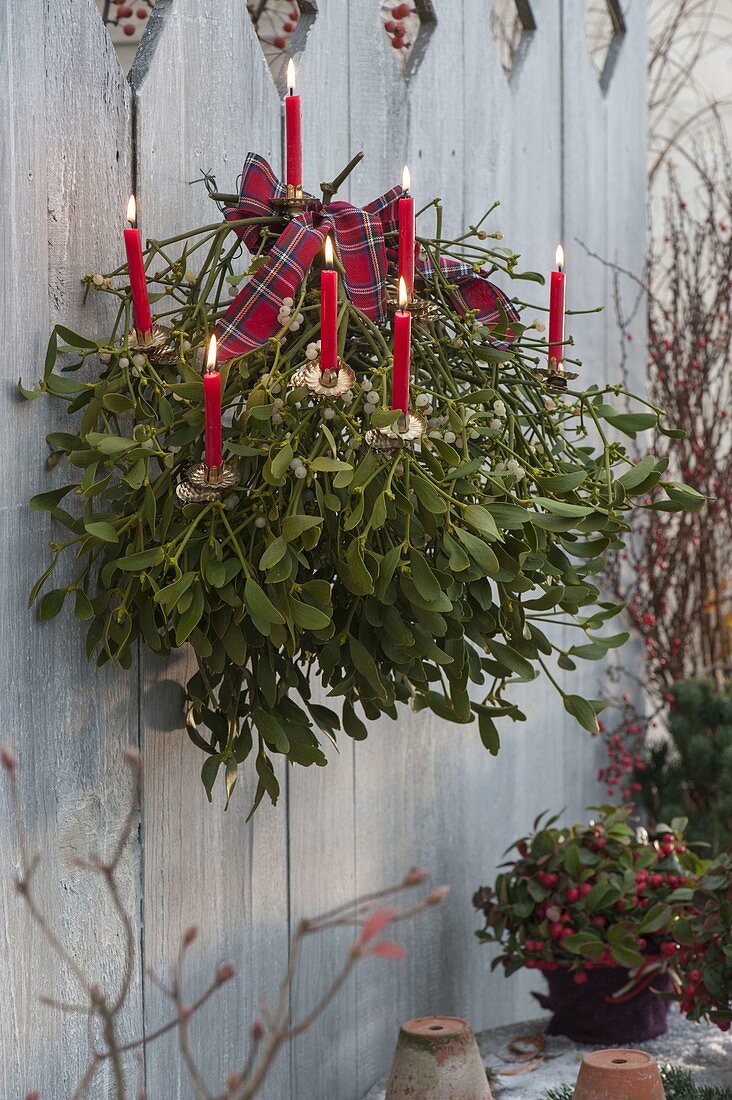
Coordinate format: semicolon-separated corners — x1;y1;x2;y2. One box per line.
533;967;673;1045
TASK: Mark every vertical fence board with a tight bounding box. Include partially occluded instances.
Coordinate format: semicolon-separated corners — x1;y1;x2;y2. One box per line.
132;4;289;1097
0;2;142;1097
1;2;648;1095
285;5;359;1098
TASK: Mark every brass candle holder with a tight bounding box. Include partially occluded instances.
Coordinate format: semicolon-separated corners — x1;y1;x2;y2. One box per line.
129;323;179;366
365;410;427;452
175;461;239;505
535;357;577;391
291;357;356;398
387;295;437;322
272;185;321;219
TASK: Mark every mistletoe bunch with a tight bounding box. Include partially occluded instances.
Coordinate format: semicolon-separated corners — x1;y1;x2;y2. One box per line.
23;167;698;810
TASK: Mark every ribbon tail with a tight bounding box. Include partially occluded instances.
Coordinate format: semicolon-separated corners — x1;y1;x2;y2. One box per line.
328;201;390;323
416;254;519;348
216;218;329;361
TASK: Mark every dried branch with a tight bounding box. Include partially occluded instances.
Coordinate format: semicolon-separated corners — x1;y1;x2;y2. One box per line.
2;748;446;1100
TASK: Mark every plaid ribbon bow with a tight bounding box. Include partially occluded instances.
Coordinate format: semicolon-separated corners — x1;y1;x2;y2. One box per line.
216;153;518;362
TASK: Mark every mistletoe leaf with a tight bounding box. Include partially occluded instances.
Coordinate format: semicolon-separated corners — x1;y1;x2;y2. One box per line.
244;579;285;625
563;693;600;733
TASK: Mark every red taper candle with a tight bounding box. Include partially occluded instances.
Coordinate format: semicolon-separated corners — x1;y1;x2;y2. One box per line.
398;165;415;299
123;195;153;338
203;335;223;471
285;59;302;190
548;244;566;372
392;277;412;414
320;235;338;373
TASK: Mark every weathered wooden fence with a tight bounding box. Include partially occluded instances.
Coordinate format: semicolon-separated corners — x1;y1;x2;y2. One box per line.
0;2;646;1096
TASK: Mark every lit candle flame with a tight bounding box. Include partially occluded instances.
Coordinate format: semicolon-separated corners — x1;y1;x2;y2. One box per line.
126;194;137;226
398;276;408;309
287;58;296;95
206;334;218;373
402;165;410;193
324;235;334;267
556;244;564;271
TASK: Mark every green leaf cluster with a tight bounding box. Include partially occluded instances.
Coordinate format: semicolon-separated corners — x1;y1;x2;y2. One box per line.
473;805;703;980
26;194;697;811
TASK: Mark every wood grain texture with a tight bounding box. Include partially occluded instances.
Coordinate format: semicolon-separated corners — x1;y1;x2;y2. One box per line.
0;2;141;1097
132;4;290;1098
0;1;647;1096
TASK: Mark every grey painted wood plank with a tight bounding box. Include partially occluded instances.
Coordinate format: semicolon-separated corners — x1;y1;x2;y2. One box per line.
285;5;359;1099
132;3;290;1096
0;2;649;1095
0;2;142;1097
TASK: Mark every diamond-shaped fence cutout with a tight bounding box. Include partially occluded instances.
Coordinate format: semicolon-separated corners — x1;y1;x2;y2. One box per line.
381;1;437;80
96;0;155;74
490;0;536;80
584;0;625;91
247;1;318;95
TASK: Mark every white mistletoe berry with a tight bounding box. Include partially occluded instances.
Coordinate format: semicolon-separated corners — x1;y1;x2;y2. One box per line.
133;353;145;369
254;516;266;529
92;274;104;287
99;353;111;364
543;396;557;412
490;418;503;431
415;393;430;407
294;466;307;479
282;296;294;308
444;431;456;444
323;407;336;419
119;357;129;369
361;378;373;392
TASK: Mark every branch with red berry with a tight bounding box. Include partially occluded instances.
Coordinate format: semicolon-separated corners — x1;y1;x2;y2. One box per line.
472;805;732;1029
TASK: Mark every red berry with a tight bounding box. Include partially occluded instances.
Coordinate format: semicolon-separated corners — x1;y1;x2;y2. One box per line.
289;9;299;19
391;36;406;48
384;19;397;32
595;837;607;849
118;3;132;14
524;939;535;952
573;970;588;985
566;887;580;903
136;6;148;17
615;899;627;913
122;22;136;35
273;35;286;48
717;1022;731;1032
550;922;564;939
579;883;592;897
282;21;294;32
534;940;544;951
660;942;677;957
391;2;413;17
689;969;702;983
650;873;664;887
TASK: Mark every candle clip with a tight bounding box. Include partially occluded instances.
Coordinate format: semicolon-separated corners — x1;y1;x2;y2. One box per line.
291;357;355;398
365;410;427;452
535;358;578;391
175;460;239;505
387;295;436;322
273;186;320;217
128;323;179;365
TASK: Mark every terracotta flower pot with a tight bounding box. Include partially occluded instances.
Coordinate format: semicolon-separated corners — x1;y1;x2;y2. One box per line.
533;967;672;1044
385;1016;492;1100
573;1049;665;1100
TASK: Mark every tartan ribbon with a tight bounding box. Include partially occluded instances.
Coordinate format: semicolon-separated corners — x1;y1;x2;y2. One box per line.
216;153;518;361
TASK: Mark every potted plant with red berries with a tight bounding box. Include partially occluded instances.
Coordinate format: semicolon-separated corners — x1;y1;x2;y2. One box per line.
673;853;732;1033
473;807;701;1044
